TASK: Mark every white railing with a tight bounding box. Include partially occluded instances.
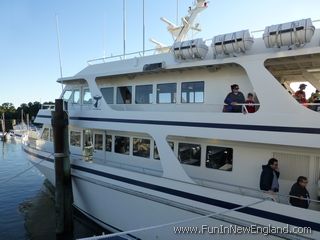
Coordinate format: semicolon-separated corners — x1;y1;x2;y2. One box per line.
87;48;157;65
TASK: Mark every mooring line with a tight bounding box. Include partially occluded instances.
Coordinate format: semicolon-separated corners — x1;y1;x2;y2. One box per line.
0;153;53;185
77;199;266;240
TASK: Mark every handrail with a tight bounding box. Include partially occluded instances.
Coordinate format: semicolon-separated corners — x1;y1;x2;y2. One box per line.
192;175;320;204
87;48;156;65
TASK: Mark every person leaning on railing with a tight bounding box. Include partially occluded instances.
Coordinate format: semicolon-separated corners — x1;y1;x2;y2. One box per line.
223;84;245;112
289;176;310;209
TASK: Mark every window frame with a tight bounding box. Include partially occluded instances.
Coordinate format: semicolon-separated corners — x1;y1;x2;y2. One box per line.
114;136;130;155
83;88;93;105
181;81;204;103
178;142;201;167
135;84;153;104
117;86;132;104
100;87;114;104
205;145;233;171
70;131;81;147
156;83;177;104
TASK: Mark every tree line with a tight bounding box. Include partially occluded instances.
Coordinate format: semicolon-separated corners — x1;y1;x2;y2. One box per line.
0;101;54;131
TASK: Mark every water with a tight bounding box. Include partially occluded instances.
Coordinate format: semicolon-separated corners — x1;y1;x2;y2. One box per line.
0;140;106;239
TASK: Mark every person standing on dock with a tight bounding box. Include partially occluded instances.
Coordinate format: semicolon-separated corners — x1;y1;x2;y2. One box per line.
259;158;280;201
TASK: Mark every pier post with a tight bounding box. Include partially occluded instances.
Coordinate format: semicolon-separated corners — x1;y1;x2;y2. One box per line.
1;113;6;141
51;99;73;238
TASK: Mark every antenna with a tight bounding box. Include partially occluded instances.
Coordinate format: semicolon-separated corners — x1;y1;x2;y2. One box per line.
176;0;179;25
123;0;127;59
55;14;64;91
103;13;107;60
143;0;145;56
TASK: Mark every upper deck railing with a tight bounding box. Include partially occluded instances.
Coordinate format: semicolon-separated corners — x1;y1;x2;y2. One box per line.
86;20;320;66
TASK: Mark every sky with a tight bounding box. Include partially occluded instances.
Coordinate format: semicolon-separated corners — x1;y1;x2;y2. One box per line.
1;0;320;107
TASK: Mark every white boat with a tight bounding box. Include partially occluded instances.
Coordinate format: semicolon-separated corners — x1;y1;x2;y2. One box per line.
23;1;320;239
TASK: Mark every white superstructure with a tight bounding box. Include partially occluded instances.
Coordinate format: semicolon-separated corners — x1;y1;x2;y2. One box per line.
23;1;320;239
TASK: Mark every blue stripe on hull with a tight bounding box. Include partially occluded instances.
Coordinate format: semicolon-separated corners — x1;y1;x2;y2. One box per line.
23;146;320;232
37;115;320;135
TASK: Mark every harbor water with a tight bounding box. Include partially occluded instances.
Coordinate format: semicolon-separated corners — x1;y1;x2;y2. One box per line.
0;140;106;239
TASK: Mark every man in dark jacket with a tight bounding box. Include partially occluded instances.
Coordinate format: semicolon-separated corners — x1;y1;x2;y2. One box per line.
223;84;245;112
260;158;280;192
289;176;310;209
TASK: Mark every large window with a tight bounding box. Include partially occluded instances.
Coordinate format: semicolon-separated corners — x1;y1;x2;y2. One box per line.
73;90;80;104
181;81;204;103
178;143;201;166
70;131;81;147
206;146;233;171
117;86;132;104
157;83;176;103
83;89;92;104
63;90;72;101
115;136;130;155
100;87;114;104
133;138;150;158
135;85;153;104
154;141;174;160
94;134;103;150
105;134;112;152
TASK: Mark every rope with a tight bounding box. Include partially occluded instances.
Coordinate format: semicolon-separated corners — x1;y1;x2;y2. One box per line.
77;199;266;240
0;153;52;185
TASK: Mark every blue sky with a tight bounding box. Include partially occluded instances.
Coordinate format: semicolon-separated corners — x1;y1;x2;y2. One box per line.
1;0;320;107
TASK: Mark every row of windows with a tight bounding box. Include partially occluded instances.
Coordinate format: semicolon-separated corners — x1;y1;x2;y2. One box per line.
100;81;204;104
62;81;204;106
42;128;233;172
63;89;92;105
69;131;233;171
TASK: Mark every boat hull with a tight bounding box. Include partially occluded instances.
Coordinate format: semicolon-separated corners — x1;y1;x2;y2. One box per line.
23;144;319;240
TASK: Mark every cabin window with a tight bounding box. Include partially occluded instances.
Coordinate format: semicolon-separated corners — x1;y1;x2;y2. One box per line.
115;136;130;155
154;141;174;160
63;90;72;101
181;81;204;103
100;87;114;104
178;143;201;166
83;130;92;147
49;128;53;142
41;128;49;141
73;90;80;104
94;134;103;150
83;89;93;104
135;85;153;104
206;146;233;171
133;138;150;158
70;131;81;147
117;86;132;104
105;134;112;152
157;83;176;103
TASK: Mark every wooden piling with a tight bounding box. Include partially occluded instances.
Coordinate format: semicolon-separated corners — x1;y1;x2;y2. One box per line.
51;99;73;238
1;113;6;141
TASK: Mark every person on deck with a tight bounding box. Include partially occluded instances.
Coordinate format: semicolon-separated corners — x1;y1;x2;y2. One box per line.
289;176;310;209
245;93;256;113
223;84;245;112
294;84;307;104
260;158;280;201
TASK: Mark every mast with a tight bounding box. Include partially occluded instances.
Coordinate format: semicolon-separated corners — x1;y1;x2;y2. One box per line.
175;0;208;42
